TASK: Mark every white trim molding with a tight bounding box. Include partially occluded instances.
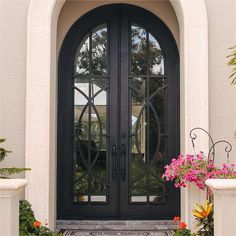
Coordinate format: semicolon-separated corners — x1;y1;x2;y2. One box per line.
26;0;208;229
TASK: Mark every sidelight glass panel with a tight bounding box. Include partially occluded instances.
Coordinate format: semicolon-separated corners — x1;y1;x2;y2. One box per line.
73;76;109;203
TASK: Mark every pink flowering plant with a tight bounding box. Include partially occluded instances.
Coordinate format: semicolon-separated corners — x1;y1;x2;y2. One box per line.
206;163;236;179
163;152;236;190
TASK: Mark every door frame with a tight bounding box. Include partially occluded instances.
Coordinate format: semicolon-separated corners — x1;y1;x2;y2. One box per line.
57;4;180;220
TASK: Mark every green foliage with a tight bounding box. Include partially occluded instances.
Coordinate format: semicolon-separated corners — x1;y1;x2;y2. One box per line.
227;45;236;85
131;155;165;195
0;167;31;176
0;138;11;162
0;138;31;178
19;200;36;236
193;202;214;236
173;229;196;236
19;200;62;236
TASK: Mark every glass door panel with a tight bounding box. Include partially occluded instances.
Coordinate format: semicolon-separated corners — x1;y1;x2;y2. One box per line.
73;24;109;204
129;24;167;204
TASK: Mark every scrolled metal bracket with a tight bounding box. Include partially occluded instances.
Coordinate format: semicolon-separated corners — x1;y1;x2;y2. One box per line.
189;127;215;161
189;127;233;164
208;140;232;164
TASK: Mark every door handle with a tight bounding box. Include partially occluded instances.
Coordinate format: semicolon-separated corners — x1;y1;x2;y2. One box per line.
121;144;126;181
112;145;117;180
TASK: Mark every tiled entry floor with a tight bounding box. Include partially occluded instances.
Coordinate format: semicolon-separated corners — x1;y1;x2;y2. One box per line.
57;221;176;236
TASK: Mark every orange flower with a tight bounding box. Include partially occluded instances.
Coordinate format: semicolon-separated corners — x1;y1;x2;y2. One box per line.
33;220;41;228
173;216;181;222
179;222;187;229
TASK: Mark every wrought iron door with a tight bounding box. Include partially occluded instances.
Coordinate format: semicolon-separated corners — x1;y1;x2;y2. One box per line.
58;5;179;220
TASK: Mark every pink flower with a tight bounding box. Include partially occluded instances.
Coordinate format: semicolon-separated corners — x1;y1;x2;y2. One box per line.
162;152;236;191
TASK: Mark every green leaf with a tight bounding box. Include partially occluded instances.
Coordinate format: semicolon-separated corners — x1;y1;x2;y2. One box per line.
0;167;31;177
227;45;236;85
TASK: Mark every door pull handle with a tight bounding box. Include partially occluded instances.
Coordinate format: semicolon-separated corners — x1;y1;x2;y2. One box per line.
121;144;126;181
112;145;117;180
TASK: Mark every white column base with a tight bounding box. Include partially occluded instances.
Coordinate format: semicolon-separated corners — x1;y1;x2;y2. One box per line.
0;179;27;236
181;183;206;231
206;179;236;236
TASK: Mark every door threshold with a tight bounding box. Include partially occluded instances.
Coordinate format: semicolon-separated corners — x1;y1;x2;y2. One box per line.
56;220;177;231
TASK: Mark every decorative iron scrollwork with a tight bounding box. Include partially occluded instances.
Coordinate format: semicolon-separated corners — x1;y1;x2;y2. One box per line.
189;127;233;164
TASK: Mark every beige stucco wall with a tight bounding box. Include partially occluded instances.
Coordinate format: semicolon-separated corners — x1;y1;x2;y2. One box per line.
205;0;236;163
57;0;179;50
0;0;30;176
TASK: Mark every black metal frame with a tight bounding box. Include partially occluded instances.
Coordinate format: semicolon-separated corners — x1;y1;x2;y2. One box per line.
57;4;180;220
189;127;233;163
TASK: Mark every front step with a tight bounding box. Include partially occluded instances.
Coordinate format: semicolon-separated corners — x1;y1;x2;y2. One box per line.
59;229;175;236
57;220;177;231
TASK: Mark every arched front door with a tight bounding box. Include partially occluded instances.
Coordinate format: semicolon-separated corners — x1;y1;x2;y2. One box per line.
57;4;179;220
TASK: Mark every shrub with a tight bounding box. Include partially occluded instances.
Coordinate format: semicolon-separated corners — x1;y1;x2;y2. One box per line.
19;200;61;236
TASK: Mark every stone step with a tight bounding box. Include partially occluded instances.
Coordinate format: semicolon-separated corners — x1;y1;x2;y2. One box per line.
60;229;175;236
57;220;177;231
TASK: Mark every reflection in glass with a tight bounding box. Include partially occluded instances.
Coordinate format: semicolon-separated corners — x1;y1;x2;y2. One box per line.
75;24;107;76
129;73;167;203
73;77;108;203
149;33;164;75
92;24;107;75
131;196;147;203
150;195;166;203
131;25;147;75
131;24;164;76
91;196;107;202
150;78;167;134
75;35;90;75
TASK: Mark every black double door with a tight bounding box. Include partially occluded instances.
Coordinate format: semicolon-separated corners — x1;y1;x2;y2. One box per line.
58;4;179;220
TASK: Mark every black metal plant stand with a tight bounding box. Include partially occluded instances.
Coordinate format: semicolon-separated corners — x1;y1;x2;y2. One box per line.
189;127;232;165
189;127;233;201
